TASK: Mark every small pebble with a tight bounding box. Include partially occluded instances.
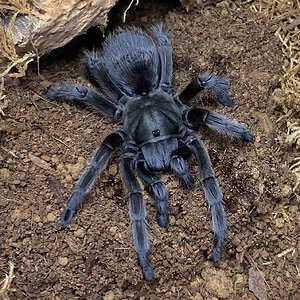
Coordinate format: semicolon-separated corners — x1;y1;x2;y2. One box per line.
58;256;68;266
0;168;10;179
169;216;176;225
104;187;115;198
103;290;114;300
46;212;56;222
11;209;21;221
275;218;285;228
74;228;86;238
51;156;59;164
109;226;118;236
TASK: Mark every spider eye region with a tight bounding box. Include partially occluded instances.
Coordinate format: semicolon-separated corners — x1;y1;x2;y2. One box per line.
152;129;160;137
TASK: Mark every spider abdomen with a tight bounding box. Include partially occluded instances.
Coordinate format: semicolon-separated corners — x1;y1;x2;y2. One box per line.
103;29;160;96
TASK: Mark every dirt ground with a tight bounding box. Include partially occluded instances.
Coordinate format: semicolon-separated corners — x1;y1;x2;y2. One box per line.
1;1;299;299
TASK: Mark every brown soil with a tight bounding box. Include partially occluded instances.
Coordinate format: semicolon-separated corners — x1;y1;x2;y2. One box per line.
1;2;299;300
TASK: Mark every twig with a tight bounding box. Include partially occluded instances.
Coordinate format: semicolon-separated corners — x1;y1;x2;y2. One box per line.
0;146;18;158
276;247;295;258
50;135;70;148
122;0;139;22
0;261;15;300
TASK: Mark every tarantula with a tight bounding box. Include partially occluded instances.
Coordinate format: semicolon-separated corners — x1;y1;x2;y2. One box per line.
46;24;253;281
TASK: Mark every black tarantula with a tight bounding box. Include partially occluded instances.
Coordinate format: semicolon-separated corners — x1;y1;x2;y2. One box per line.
46;24;253;281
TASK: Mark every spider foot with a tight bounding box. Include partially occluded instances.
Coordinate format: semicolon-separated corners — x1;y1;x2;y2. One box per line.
241;130;255;142
137;251;154;282
60;208;75;227
211;231;225;263
179;173;195;190
45;85;88;103
198;75;234;107
211;247;222;263
156;212;168;228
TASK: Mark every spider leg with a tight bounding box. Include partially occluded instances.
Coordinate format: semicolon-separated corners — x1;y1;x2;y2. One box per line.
152;24;173;93
137;162;169;228
45;84;122;121
177;74;234;107
170;154;195;189
120;156;154;282
186;108;254;142
83;50;124;100
186;134;226;263
60;131;124;227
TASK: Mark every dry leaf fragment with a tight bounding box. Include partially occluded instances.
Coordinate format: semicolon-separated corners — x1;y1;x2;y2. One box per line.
47;176;63;201
29;153;56;175
249;267;268;300
85;253;98;274
65;236;82;253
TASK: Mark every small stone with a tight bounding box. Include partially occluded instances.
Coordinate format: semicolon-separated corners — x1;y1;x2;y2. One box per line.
235;274;245;285
74;228;86;238
109;226;118;236
33;215;41;222
104;187;115;198
69;162;85;180
51;156;59;164
56;164;65;172
11;209;21;221
281;184;292;198
65;174;73;183
19;172;26;180
108;164;118;176
169;216;176;225
103;290;114;300
46;212;56;222
0;168;10;179
77;156;86;164
275;218;285;228
202;267;233;298
58;256;68;266
193;292;203;300
46;205;53;211
289;205;298;214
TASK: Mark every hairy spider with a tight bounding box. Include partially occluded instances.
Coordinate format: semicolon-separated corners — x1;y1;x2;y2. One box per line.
46;24;253;281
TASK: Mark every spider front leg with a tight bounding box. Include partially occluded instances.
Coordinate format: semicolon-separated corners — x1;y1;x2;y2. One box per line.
187;134;226;263
177;75;234;107
60;131;124;226
186;108;254;142
45;84;122;121
120;156;154;282
152;24;173;92
137;162;169;228
83;50;124;100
